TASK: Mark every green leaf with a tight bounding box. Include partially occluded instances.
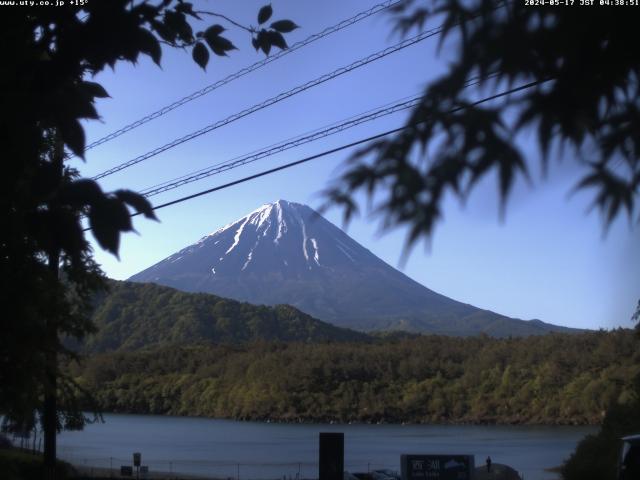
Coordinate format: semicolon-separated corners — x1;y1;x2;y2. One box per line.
270;20;298;33
204;24;225;37
164;10;193;43
137;28;162;65
203;29;236;56
65;83;100;120
58;179;104;208
60;119;86;159
151;19;176;43
89;212;120;257
256;29;271;55
89;197;135;257
80;81;110;99
175;1;201;20
267;30;287;51
114;190;158;220
257;4;273;24
192;42;209;70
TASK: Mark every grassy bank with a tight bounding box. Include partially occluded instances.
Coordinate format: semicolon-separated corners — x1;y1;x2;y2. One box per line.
0;448;76;480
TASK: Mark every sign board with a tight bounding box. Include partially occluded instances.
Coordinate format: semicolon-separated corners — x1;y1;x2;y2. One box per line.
319;432;344;480
133;452;141;467
401;454;474;480
120;466;133;477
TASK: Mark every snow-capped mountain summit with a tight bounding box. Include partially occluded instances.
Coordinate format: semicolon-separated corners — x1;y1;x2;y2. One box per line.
138;200;380;278
129;200;577;336
189;199;376;275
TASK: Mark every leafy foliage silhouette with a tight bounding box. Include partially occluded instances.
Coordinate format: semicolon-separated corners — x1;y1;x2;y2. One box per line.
325;0;639;247
561;385;640;480
561;307;640;480
0;1;296;433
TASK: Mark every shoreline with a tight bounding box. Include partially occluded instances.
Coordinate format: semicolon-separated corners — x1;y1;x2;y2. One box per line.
53;417;588;480
72;463;215;479
93;410;601;427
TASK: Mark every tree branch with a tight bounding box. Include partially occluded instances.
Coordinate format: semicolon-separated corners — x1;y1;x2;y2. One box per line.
194;10;254;33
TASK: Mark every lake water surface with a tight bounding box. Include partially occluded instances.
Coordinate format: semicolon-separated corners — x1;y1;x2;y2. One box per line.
56;414;594;480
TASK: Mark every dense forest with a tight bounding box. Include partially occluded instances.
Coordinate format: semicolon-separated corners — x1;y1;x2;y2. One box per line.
562;397;640;480
77;281;368;352
69;329;639;425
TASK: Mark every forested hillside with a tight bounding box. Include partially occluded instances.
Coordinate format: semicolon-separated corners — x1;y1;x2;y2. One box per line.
80;281;369;351
129;201;580;337
70;329;639;425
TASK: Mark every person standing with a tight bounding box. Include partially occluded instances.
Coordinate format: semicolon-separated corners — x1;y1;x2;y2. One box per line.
486;456;492;473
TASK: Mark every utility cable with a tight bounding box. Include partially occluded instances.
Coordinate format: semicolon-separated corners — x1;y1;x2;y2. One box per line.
82;77;552;234
137;92;424;194
138;74;496;197
145;79;551;213
139;96;424;198
80;1;402;154
92;25;445;181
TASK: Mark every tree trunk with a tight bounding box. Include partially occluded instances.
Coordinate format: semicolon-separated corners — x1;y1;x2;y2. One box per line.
43;136;63;480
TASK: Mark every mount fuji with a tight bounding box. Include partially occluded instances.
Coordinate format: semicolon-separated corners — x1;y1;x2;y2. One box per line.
129;200;576;336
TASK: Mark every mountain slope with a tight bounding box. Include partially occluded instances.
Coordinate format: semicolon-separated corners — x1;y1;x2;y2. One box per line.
129;200;579;337
83;281;369;352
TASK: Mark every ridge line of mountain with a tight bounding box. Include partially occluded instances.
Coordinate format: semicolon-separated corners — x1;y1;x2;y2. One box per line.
128;200;583;337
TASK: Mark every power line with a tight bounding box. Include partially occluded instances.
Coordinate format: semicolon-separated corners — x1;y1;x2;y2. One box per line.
80;78;551;233
137;92;429;194
138;93;420;194
140;132;397;215
80;1;401;155
137;74;495;198
140;96;424;198
91;25;444;181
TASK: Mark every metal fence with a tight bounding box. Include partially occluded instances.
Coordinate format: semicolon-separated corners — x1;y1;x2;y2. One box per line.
62;456;400;480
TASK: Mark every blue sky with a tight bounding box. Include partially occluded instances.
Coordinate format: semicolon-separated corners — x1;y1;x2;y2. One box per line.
72;0;639;331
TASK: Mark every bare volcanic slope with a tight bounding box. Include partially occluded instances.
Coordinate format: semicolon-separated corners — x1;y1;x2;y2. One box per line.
129;200;577;336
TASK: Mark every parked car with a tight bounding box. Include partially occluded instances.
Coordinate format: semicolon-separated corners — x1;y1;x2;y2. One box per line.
352;473;371;480
372;469;400;480
344;472;361;480
618;434;640;480
370;471;394;480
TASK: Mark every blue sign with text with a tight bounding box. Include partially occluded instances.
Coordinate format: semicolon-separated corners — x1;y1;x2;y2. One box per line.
401;454;474;480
